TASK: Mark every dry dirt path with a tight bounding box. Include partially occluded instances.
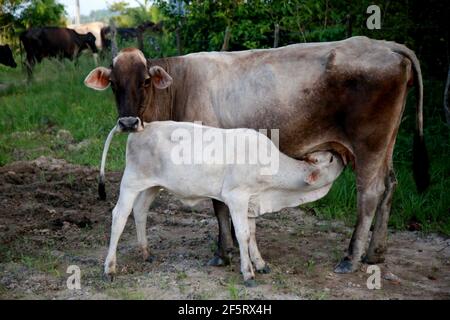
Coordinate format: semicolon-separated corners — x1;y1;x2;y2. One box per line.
0;157;449;299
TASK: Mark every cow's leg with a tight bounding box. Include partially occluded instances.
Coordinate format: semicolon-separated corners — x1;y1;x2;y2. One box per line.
25;56;34;81
365;169;397;263
334;165;387;273
228;203;255;287
104;188;139;278
208;199;235;266
248;217;270;274
133;187;159;262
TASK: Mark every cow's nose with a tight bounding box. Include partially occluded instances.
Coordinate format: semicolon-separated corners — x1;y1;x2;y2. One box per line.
118;117;140;131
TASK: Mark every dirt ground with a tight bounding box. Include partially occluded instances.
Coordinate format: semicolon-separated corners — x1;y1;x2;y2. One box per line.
0;156;449;300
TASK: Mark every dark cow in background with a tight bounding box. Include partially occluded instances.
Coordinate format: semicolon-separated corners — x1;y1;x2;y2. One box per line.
101;21;163;49
20;27;97;78
0;44;17;68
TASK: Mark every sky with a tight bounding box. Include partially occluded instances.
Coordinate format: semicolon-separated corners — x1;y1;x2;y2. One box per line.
58;0;141;17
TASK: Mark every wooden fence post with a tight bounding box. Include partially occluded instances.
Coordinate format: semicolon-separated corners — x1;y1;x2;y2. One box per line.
175;26;182;55
444;67;450;125
346;14;352;38
273;23;279;48
109;19;118;59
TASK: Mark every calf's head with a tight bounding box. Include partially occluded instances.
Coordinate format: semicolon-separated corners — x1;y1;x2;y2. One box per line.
84;48;172;132
81;32;98;53
303;151;344;186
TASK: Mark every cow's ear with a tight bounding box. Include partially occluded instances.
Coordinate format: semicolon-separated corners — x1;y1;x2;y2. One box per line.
84;67;111;90
149;66;173;89
304;169;320;185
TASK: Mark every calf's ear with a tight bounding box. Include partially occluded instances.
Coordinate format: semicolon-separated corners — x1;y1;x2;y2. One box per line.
84;67;111;90
149;66;173;89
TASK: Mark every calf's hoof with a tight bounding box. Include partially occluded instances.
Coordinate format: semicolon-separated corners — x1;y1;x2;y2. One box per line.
207;255;230;267
334;257;358;274
244;279;257;288
102;273;114;282
257;264;271;274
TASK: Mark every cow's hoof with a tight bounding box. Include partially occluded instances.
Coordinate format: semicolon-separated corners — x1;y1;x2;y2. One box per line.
257;265;271;274
207;255;229;267
145;255;156;263
102;273;114;282
244;279;257;288
334;258;357;274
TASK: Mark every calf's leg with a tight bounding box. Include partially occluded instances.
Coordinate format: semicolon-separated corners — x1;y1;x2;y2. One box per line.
104;188;139;278
248;217;270;273
228;203;255;286
133;187;159;262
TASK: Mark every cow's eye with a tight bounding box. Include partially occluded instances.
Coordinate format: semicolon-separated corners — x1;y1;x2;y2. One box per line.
143;78;151;88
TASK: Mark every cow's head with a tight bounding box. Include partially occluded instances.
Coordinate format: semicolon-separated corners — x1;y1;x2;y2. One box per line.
0;44;17;68
84;48;172;132
81;32;98;53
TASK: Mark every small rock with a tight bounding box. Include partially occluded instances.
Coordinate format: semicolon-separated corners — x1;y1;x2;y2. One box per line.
383;271;401;284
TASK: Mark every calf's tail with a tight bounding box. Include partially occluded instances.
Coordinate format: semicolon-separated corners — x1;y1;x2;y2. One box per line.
99;125;119;200
389;42;430;193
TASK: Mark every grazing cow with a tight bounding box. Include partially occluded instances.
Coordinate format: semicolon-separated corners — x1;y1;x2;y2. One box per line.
0;44;17;68
84;36;429;274
102;121;345;285
67;21;107;50
20;27;98;78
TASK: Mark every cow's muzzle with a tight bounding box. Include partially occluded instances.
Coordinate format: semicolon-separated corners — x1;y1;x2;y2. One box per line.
117;117;143;132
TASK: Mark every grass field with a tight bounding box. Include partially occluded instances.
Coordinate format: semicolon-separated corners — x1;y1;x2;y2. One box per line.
0;54;449;235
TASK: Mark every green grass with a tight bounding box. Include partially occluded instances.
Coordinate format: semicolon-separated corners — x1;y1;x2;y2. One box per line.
0;55;127;171
0;54;449;235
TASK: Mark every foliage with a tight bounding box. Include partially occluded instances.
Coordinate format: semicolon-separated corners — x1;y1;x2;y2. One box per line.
0;0;66;45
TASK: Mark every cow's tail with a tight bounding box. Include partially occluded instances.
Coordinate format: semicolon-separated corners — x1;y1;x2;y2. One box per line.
99;125;119;200
389;42;430;192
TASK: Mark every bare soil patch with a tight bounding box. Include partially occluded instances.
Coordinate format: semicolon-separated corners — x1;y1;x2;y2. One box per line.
0;157;449;299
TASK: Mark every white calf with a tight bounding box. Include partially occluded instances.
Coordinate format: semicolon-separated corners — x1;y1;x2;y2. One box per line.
103;121;344;285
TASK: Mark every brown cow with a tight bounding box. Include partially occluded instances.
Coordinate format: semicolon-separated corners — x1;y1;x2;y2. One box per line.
84;36;429;274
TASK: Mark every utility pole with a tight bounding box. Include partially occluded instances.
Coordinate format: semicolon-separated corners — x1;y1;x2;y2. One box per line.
75;0;81;25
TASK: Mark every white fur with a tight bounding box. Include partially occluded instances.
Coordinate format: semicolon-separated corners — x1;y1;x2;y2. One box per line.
104;121;344;282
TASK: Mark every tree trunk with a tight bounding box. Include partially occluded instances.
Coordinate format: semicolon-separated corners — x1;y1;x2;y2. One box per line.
221;26;231;51
273;23;279;48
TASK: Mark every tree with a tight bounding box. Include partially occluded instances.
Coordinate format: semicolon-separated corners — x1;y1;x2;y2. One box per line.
0;0;66;46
